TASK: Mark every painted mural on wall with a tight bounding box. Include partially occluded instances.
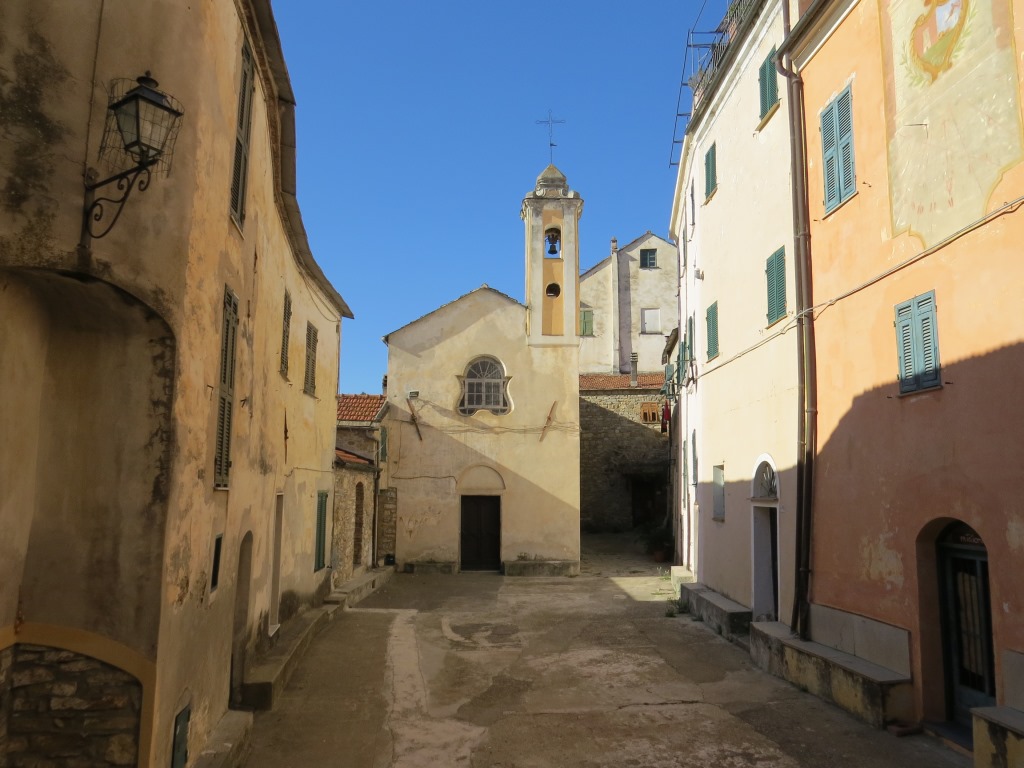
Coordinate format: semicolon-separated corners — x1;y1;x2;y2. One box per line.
883;0;1022;246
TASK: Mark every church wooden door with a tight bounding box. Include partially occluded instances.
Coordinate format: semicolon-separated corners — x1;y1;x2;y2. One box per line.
460;495;501;571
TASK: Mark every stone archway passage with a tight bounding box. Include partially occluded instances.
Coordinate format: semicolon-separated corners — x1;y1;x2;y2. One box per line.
2;643;142;765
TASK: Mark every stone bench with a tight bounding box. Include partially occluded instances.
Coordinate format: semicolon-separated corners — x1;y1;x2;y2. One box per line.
679;582;752;640
750;620;913;728
972;706;1024;768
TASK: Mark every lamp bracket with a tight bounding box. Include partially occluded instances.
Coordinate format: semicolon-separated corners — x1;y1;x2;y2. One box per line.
82;159;157;244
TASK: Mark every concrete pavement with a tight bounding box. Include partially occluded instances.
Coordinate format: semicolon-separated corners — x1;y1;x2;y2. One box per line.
244;535;968;767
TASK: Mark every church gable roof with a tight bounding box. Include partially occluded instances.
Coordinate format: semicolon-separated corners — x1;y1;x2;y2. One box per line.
617;231;673;253
383;285;524;343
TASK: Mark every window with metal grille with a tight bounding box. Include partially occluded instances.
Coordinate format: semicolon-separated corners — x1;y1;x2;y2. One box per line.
214;287;239;488
458;357;510;415
759;47;779;119
895;290;940;394
353;483;364;566
765;248;786;325
303;322;318;395
230;41;255;224
314;491;327;571
640;248;657;269
822;84;855;212
706;302;719;360
280;291;291;376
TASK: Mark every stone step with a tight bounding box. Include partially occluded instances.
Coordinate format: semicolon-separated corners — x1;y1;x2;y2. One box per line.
193;710;252;768
679;582;752;640
324;566;395;608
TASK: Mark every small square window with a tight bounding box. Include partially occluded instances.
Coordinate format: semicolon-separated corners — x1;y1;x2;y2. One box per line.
641;308;661;334
640;249;657;269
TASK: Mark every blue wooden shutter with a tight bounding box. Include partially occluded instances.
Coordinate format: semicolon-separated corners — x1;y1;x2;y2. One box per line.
836;87;855;202
914;291;940;389
895;298;916;393
821;100;839;211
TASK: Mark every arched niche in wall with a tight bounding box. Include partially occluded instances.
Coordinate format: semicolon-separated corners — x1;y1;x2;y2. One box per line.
456;464;506;493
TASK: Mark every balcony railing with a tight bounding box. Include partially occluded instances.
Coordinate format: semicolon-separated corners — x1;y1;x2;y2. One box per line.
687;0;765;101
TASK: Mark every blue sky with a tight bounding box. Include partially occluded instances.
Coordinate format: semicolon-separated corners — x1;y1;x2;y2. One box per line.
273;1;728;395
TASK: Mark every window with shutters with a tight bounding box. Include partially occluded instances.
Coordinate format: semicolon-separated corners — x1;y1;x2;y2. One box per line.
314;491;327;571
303;322;318;395
280;291;291;376
353;483;364;566
641;402;660;423
706;302;719;360
894;290;941;394
210;535;223;591
580;308;594;336
758;47;779;120
640;249;657;269
684;315;695;362
230;41;255;224
765;248;786;325
704;143;717;200
713;464;726;521
821;84;855;213
214;287;239;488
458;356;510;416
641;308;661;334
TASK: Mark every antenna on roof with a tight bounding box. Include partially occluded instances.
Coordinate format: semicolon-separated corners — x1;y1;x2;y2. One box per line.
535;109;565;164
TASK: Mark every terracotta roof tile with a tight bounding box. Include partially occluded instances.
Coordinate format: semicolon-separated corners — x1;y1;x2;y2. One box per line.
335;448;372;465
336;394;386;422
579;373;665;391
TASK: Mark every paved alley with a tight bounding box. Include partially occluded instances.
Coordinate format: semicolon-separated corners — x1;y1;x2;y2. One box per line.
244;536;968;768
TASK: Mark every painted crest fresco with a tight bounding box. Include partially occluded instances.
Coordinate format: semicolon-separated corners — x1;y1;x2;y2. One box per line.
883;0;1022;246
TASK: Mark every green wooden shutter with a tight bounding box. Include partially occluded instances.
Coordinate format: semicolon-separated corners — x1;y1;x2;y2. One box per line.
759;49;778;118
379;425;388;462
580;309;594;336
706;302;719;359
215;288;239;487
836;86;855;203
686;316;695;362
280;291;291;375
822;100;840;211
766;248;786;324
230;42;254;222
705;144;717;199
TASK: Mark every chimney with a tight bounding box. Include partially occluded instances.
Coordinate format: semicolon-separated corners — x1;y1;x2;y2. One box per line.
630;353;638;388
610;237;618;255
381;374;388;396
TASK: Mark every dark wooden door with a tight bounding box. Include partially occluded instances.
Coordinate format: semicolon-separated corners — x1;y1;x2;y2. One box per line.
460;496;501;571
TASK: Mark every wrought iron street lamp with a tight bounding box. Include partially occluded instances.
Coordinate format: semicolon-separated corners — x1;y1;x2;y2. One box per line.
80;73;183;248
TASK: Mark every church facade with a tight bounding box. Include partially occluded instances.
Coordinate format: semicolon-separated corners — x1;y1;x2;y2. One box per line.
381;166;582;575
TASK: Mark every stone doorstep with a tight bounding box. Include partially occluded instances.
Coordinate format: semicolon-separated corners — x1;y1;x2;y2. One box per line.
679;582;752;639
750;621;913;728
973;705;1024;766
324;566;396;609
193;710;252;768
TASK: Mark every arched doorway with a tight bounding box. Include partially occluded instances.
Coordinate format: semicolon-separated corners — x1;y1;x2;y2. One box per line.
750;459;779;622
938;521;995;727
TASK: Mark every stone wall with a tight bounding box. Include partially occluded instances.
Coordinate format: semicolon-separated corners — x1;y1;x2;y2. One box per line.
377;487;398;564
331;467;376;587
580;391;670;531
2;644;141;767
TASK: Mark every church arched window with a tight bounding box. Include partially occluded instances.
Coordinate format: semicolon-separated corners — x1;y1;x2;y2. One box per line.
458;356;510;416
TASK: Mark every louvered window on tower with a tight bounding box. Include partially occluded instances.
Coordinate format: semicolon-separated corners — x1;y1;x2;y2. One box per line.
230;41;255;223
765;248;786;325
821;84;856;212
214;287;239;488
894;290;941;394
304;322;318;395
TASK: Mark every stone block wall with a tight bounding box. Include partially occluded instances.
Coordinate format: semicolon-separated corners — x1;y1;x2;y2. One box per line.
580;391;670;531
331;468;375;588
2;644;141;767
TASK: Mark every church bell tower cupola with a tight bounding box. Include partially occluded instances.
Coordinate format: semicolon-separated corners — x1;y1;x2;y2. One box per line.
522;165;583;346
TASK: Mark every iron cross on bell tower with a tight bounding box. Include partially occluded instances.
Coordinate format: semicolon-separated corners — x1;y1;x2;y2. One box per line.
535;110;565;164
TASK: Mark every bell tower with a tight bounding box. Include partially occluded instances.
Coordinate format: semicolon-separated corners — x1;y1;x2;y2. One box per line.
521;165;584;346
